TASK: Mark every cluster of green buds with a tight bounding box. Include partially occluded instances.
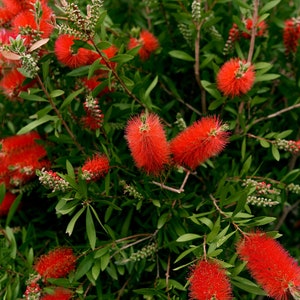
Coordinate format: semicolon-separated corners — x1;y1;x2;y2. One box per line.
273;139;300;154
192;0;202;23
243;179;280;207
120;180;144;201
178;23;192;47
174;112;187;131
37;168;70;193
286;183;300;194
246;195;279;207
129;243;157;262
58;0;104;38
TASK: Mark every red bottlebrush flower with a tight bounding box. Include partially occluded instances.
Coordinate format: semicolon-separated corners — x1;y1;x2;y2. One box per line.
216;58;255;97
128;30;159;60
34;247;76;280
237;232;300;300
241;18;267;39
283;18;300;55
0;131;42;153
170;116;229;170
40;288;73;300
81;97;104;130
81;154;110;181
125;112;170;175
188;260;233;300
0;192;16;216
0;68;27;98
54;34;90;68
11;4;54;42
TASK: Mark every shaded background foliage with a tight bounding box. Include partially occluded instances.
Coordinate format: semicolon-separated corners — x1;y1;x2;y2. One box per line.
0;0;300;299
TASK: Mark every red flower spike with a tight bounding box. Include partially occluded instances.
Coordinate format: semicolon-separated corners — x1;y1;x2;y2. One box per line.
241;18;267;39
128;30;159;60
40;288;73;300
125;113;170;175
54;34;90;68
0;192;16;216
81;154;110;181
0;68;27;98
283;18;300;55
170;116;229;170
34;247;76;280
216;58;255;97
188;260;233;300
237;232;300;300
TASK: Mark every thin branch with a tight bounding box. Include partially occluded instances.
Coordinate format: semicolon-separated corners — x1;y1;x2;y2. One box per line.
275;200;300;231
36;75;85;154
251;102;300;126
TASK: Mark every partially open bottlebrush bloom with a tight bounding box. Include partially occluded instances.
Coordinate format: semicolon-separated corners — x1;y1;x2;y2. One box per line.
54;34;90;68
241;18;267;39
170;116;229;170
0;192;16;216
0;68;27;98
81;154;110;181
81;96;104;131
40;288;73;300
283;18;300;55
188;260;233;300
125;112;170;175
237;232;300;300
128;30;159;60
34;247;76;280
216;58;255;97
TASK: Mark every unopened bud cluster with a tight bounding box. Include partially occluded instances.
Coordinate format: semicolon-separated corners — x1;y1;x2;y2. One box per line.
37;168;70;192
192;0;202;23
20;53;40;78
178;24;192;47
246;195;279;207
243;179;280;195
273;139;300;154
175;113;187;131
224;24;239;54
129;243;157;262
86;0;104;33
120;180;143;201
23;274;41;300
286;183;300;194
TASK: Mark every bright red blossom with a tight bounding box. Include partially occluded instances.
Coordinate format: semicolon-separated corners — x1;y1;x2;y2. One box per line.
54;34;90;68
34;247;76;280
241;18;267;38
283;18;300;55
237;232;300;300
40;288;73;300
125;113;170;175
189;260;233;300
128;30;159;60
170;116;229;170
81;154;110;181
0;68;27;98
217;58;255;97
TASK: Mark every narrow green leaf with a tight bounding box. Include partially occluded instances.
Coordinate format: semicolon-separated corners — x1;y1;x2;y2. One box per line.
157;212;169;229
260;139;270;148
60;88;84;110
260;0;281;14
19;92;48;102
240;155;252;177
67;65;90;77
271;144;280;161
0;183;6;205
255;73;280;82
17;115;58;134
201;80;221;99
176;233;202;242
86;207;96;250
144;75;158;100
65;207;85;236
110;54;134;63
66;160;75;179
50;89;65;98
169;50;195;61
6;194;22;227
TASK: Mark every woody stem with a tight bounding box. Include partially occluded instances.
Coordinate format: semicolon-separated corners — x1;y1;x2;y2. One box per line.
247;0;259;63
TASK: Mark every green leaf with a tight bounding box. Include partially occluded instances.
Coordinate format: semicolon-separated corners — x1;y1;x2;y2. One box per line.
60;88;84;110
65;207;85;236
271;144;280;161
17;115;58;134
144;75;158;100
240;155;252;177
157;212;169;229
66;160;75;179
255;73;280;82
232;276;266;295
19;92;48;102
169;50;195;61
86;206;96;250
176;233;202;242
50;89;65;98
260;0;281;14
67;65;90;77
174;246;201;263
110;54;134;63
208;98;224;110
0;183;6;205
6;194;22;227
75;254;94;280
201;80;221;99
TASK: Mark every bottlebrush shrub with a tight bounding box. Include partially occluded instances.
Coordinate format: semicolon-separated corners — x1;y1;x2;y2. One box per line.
1;0;300;299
